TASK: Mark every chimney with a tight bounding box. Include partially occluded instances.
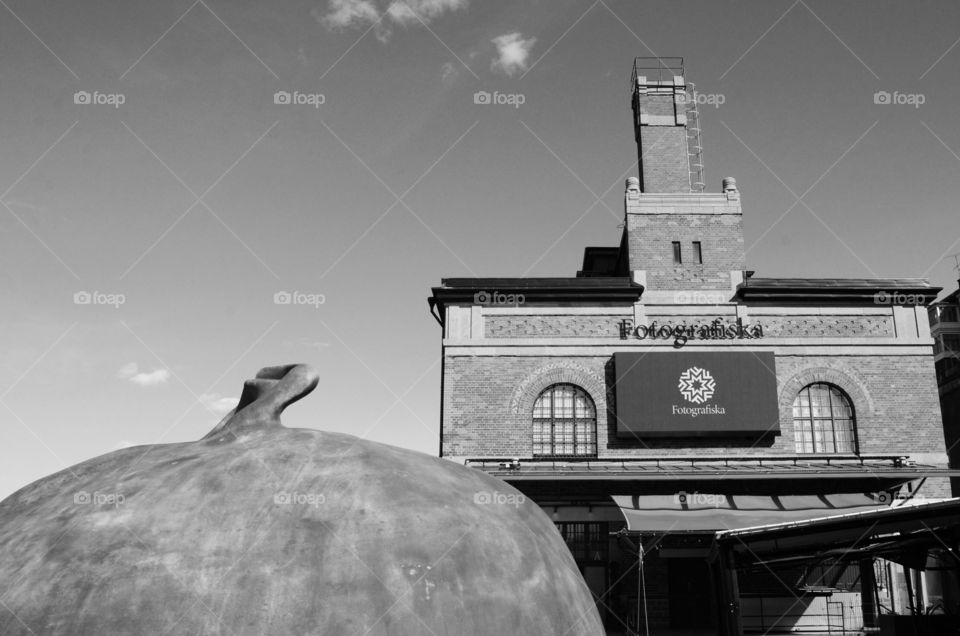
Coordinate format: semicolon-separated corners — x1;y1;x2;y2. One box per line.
631;57;704;193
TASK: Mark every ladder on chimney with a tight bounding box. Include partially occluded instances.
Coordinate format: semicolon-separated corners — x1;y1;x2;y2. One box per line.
686;82;706;192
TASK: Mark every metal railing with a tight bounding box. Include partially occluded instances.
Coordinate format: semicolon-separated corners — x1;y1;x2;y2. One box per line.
743;599;861;634
466;454;908;469
631;56;684;87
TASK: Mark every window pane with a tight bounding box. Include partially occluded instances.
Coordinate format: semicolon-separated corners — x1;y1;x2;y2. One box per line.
532;384;596;457
793;383;855;455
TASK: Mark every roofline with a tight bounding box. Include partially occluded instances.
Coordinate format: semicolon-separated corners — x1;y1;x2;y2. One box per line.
481;469;954;481
428;277;643;327
735;278;941;305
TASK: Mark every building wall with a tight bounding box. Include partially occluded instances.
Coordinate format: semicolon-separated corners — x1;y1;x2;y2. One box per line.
441;298;948;496
624;192;745;291
639;126;690;193
441;352;945;464
485;314;629;339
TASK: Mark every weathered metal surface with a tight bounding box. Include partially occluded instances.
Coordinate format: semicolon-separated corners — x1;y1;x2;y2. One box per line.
0;364;603;635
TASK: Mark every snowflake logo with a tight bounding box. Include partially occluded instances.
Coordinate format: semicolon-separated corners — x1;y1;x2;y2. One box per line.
678;367;716;404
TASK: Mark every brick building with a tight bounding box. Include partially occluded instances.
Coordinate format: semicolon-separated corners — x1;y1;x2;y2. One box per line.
428;59;957;635
930;283;960;495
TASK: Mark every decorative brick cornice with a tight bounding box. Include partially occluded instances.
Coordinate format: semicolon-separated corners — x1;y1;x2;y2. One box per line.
510;362;608;416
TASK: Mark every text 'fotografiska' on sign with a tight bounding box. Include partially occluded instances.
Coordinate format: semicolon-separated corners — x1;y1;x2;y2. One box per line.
619;317;764;347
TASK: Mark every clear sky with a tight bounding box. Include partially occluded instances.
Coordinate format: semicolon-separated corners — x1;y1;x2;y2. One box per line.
2;0;959;500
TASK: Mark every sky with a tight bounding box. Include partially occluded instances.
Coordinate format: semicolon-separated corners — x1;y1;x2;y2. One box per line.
1;0;959;500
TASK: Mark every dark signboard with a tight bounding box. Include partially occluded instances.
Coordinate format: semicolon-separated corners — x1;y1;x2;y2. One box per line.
614;351;780;437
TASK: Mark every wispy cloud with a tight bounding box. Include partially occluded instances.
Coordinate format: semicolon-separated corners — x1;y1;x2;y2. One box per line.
440;61;458;83
117;362;170;387
199;393;238;415
315;0;468;42
491;32;536;77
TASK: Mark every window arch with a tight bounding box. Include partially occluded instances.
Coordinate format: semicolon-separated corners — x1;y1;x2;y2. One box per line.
532;384;597;457
792;383;857;454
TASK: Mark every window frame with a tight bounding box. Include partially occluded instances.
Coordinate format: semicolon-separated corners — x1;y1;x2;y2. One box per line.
532;383;598;458
792;383;858;454
672;241;682;264
692;240;703;264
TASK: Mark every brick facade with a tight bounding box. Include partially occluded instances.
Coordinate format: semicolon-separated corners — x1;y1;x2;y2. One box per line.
625;192;745;291
441;353;946;465
485;314;628;338
638;126;690;192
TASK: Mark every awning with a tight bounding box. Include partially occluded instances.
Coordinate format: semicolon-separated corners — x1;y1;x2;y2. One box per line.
714;497;960;567
612;492;891;532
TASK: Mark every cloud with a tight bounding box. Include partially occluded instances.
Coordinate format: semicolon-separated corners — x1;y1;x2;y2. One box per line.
315;0;467;42
491;32;536;77
316;0;379;30
117;362;171;387
199;393;238;415
440;61;458;83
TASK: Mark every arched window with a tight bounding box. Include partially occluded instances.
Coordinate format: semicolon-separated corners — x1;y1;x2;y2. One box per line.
792;383;856;454
532;384;597;457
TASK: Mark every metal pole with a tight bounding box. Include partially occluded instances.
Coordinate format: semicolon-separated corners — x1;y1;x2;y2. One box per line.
638;540;649;636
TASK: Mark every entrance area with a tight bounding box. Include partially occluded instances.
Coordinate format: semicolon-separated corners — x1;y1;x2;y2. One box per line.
668;558;713;629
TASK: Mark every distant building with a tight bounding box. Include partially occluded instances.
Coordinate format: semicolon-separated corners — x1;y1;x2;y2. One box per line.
429;58;956;635
930;282;960;494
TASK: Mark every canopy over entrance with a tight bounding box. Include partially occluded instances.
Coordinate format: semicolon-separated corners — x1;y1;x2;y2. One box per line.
612;492;892;532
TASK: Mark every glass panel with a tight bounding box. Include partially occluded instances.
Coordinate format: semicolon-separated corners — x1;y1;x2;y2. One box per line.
533;385;597;457
793;384;856;454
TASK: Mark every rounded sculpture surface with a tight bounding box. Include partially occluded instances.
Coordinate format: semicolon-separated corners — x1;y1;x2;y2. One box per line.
0;364;603;635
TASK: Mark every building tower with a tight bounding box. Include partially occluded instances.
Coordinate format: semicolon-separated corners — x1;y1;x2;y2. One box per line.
627;57;745;295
